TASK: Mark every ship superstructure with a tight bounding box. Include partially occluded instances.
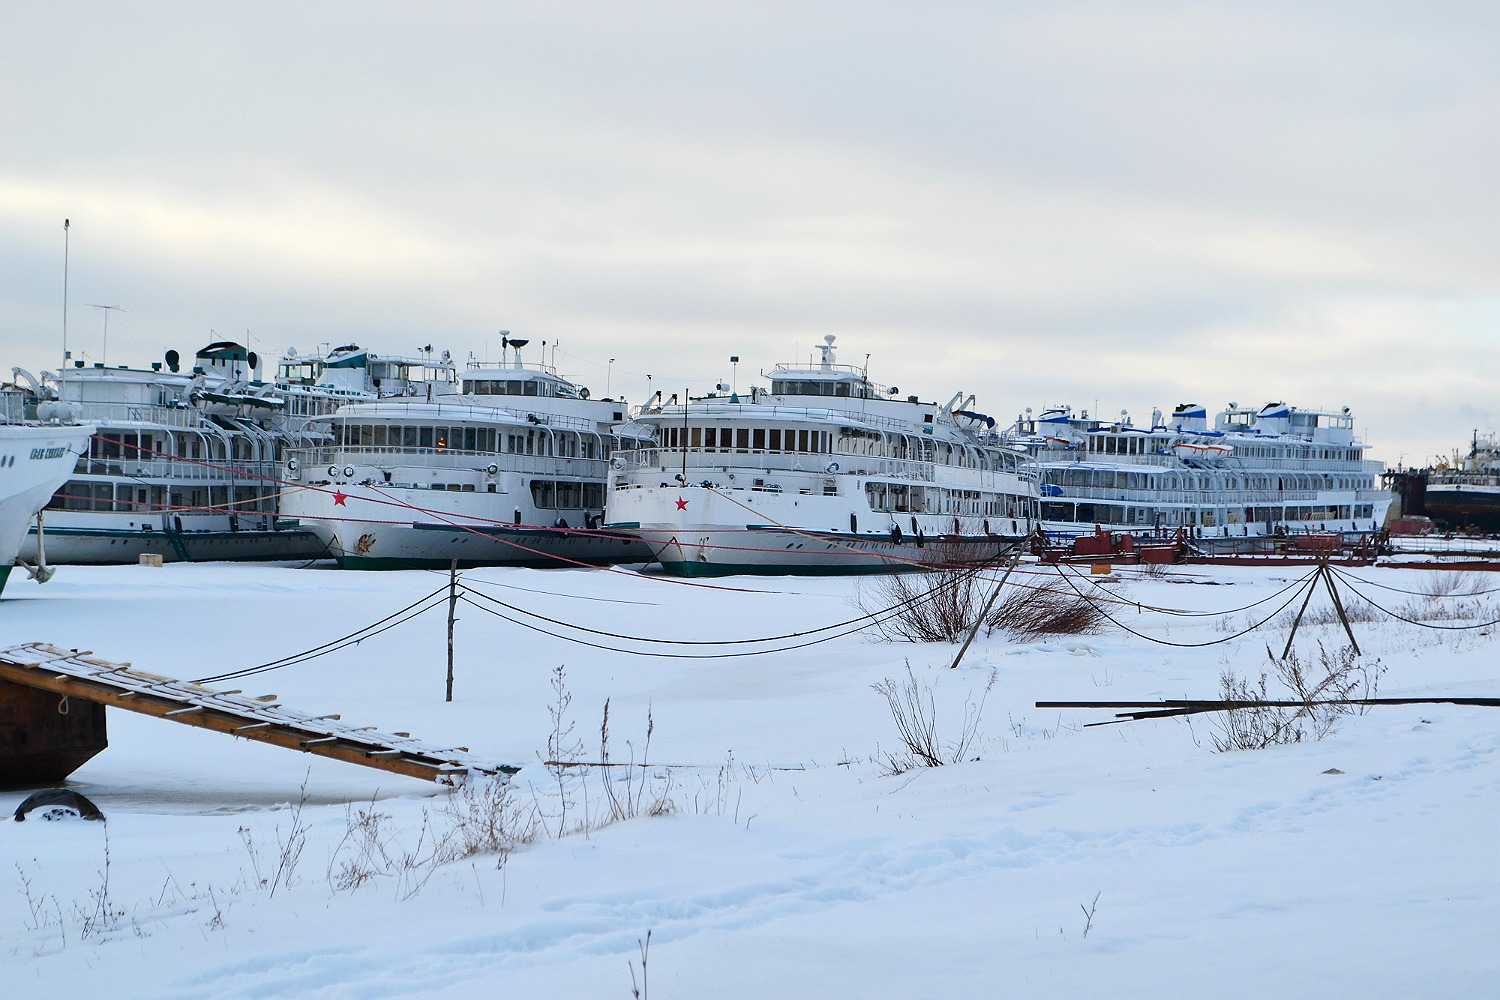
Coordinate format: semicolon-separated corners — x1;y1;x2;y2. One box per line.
605;336;1038;575
278;342;654;568
15;342;453;563
1420;432;1500;532
1009;401;1390;542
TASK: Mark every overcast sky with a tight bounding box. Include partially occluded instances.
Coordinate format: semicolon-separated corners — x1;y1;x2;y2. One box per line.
3;2;1496;465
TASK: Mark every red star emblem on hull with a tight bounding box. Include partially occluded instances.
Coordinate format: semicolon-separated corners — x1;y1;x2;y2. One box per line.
333;490;348;506
675;496;689;510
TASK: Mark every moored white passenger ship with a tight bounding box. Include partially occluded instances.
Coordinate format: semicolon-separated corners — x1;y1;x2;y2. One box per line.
1008;401;1390;544
605;337;1038;575
0;392;93;596
279;348;655;568
15;341;452;564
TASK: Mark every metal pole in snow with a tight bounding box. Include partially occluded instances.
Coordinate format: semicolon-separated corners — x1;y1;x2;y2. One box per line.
446;559;458;702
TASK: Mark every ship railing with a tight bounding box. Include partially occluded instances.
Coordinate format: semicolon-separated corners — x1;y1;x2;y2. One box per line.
1428;472;1500;487
1030;448;1384;475
0;390;28;423
613;447;940;482
1053;485;1321;505
296;446;608;480
71;457;280;482
327;401;601;433
65;401;209;428
656;402;916;435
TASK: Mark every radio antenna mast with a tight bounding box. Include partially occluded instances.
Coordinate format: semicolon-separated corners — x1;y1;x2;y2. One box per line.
61;220;70;393
87;303;125;366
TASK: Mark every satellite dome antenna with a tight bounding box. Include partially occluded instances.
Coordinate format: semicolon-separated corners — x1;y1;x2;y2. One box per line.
818;333;837;369
507;336;529;368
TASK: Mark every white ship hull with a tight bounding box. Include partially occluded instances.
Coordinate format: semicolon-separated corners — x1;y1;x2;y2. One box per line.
0;424;94;595
609;483;1031;576
280;477;652;569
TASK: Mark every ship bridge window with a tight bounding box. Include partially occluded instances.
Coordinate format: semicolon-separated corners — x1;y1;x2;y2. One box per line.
529;480;602;509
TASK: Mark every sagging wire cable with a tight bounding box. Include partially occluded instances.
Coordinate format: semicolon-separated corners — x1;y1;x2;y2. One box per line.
444;573;659;606
456;593;892;659
1327;567;1500;631
458;551;1010;648
1325;567;1500;599
1051;563;1319;618
1045;561;1319;649
193;586;452;683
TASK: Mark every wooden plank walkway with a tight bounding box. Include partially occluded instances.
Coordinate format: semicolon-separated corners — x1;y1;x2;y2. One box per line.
0;642;516;785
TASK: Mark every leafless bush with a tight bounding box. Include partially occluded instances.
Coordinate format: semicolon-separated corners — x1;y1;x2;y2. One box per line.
1211;643;1385;751
327;798;392;892
439;777;541;861
987;578;1110;640
1135;561;1173;579
872;661;996;773
857;566;993;642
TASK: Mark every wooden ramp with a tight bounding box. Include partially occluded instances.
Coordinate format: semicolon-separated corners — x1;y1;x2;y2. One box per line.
0;642;516;786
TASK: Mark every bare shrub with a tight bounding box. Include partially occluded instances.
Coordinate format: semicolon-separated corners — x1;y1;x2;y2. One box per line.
1135;561;1173;580
1211;643;1385;751
987;578;1109;640
872;661;996;773
327;797;392;892
439;777;541;861
857;565;992;643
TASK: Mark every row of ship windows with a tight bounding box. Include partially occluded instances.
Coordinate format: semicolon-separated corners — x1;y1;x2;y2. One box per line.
1050;469;1372;491
769;380;872;398
334;424;627;459
530;480;607;510
1085;436;1360;461
659;426;832;454
464;380;561;397
1038;502;1378;526
47;482;276;514
90;431;265;462
864;483;1033;518
654;426;1021;473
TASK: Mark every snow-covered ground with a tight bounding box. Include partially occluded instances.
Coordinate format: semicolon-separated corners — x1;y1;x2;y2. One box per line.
2;560;1497;998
